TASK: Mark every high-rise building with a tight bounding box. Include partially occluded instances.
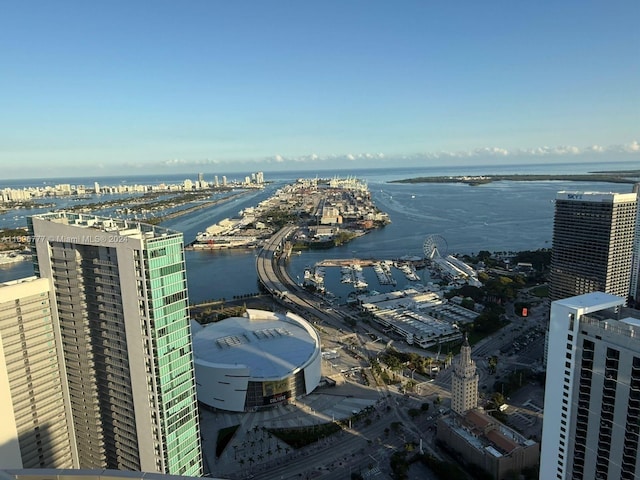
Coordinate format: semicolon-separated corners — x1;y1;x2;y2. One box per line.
549;191;638;302
630;184;640;305
450;334;478;415
0;277;76;469
540;292;640;480
27;212;202;476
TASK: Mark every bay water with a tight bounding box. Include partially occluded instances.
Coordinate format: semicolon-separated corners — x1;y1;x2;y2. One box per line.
1;161;638;304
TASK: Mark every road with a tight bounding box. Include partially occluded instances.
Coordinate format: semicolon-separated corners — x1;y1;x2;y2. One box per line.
252;226;445;478
256;225;357;331
253;227;547;479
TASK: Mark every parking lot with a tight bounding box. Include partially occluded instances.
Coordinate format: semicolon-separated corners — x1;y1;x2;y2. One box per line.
502;383;545;441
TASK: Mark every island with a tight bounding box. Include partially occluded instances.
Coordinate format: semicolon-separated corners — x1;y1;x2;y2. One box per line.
390;170;640;186
188;177;390;250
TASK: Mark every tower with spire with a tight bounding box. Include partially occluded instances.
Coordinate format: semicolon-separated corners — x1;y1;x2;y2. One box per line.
451;334;479;416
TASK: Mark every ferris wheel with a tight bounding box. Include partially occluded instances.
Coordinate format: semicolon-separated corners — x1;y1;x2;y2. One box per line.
423;234;448;260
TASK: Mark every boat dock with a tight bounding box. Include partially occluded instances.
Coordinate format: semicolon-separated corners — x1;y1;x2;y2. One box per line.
316;258;376;267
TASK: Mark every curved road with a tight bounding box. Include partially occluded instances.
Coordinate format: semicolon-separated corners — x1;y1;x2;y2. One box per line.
253;227;442;479
255;225;349;329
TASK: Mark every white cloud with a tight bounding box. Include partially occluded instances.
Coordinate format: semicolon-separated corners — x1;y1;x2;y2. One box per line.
587;145;605;153
152;140;637;171
556;145;580;155
163;158;187;166
473;147;510;156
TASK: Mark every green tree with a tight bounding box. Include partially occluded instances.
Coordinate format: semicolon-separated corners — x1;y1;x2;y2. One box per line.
460;298;475;310
488;355;498;374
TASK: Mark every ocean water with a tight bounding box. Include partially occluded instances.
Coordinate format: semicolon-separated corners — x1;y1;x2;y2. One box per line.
1;160;638;303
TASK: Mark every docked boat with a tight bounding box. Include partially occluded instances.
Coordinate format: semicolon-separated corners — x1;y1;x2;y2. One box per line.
191;234;258;249
302;266;325;293
396;262;421;281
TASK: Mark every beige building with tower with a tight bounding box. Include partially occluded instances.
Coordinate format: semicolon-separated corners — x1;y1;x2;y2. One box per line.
451;334;479;415
436;333;539;479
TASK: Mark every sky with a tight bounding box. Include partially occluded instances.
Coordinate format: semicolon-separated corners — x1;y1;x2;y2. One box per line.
1;1;638;178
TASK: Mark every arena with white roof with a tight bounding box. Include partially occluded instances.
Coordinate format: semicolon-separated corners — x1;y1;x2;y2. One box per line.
191;309;322;412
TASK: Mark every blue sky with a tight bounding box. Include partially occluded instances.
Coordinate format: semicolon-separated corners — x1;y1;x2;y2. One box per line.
1;1;638;178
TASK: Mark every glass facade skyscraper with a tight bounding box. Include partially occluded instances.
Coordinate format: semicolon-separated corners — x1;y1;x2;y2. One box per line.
27;212;202;476
550;191;638;302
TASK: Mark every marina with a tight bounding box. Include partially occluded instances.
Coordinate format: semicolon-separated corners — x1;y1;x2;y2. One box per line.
306;258;430;296
302;265;325;293
373;260;396;285
2;163;636;303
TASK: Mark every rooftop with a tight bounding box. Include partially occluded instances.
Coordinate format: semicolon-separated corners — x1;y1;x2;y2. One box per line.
192;309;320;380
556;191;638;203
555;291;625;312
29;212;181;240
442;408;536;458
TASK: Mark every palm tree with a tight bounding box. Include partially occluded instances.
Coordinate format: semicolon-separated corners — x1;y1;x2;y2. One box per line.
445;351;454;368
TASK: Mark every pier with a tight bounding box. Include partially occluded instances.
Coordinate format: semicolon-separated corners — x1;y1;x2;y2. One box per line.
316;258;377;267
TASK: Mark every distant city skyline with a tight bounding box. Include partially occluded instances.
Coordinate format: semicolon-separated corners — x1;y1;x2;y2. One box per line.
2;1;638;178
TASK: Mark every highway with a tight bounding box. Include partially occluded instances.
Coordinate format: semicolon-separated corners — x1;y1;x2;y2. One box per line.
255;225;353;330
254;227;546;479
253;226;445;479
